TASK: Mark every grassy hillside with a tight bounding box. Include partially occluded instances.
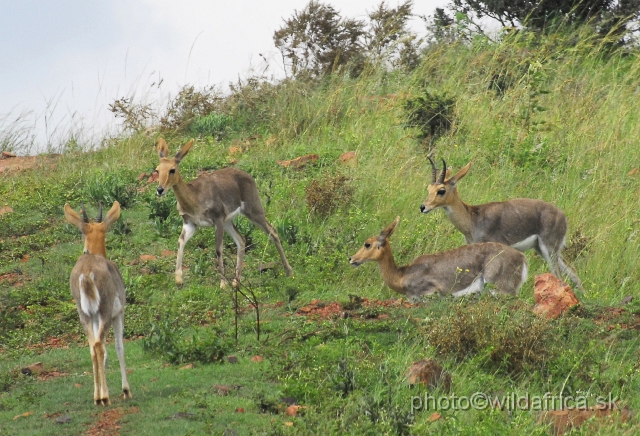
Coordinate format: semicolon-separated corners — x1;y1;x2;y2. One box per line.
1;28;639;435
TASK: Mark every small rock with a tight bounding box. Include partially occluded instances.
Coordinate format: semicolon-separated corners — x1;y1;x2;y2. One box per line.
227;356;238;364
258;262;277;272
532;273;580;319
235;407;244;413
339;151;357;166
406;359;451;392
281;396;298;406
21;362;44;376
251;355;264;363
428;412;441;422
277;154;319;169
286;405;303;416
180;364;194;370
214;385;230;396
56;415;72;424
620;295;634;305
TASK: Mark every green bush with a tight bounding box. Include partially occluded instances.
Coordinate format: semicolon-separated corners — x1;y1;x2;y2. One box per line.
142;320;231;364
190;113;232;138
84;170;138;209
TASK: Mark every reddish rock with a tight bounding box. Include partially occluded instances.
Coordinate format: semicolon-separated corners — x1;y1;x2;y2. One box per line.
251;355;264;363
339;151;357;166
277;154;319;169
532;273;580;319
538;403;631;435
139;254;157;262
285;405;304;416
407;359;451;392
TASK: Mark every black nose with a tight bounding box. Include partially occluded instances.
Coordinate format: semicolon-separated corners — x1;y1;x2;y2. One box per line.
420;204;426;212
157;186;164;196
348;257;352;262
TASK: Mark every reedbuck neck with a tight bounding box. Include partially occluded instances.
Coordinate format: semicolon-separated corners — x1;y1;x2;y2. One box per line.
155;138;293;287
420;158;582;290
65;201;132;406
349;217;528;301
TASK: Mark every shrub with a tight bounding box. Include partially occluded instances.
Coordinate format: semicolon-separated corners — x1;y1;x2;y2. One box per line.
403;90;456;142
190;113;232;139
305;174;353;217
84;170;138;209
142;320;230;365
424;298;555;375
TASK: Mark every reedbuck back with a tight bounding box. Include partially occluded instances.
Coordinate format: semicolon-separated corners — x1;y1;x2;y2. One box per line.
349;217;528;302
420;159;582;290
65;201;131;406
155;138;293;287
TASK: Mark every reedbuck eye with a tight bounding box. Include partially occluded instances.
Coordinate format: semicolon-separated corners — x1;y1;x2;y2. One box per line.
364;242;371;249
437;188;446;196
169;168;176;174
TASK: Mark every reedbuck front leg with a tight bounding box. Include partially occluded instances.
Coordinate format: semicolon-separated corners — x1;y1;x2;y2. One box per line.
175;221;197;286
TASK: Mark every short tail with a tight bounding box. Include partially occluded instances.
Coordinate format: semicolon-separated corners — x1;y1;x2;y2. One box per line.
79;273;101;316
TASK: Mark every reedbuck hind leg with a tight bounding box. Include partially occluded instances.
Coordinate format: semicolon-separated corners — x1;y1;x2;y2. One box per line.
112;311;132;398
223;221;246;288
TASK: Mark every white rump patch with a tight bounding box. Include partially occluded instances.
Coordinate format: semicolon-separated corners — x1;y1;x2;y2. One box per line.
452;276;485;297
112;296;123;318
511;235;539;252
226;204;243;222
79;273;100;316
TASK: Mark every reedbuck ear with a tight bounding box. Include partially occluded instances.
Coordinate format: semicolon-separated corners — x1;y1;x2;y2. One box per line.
448;162;472;186
377;216;401;247
64;203;86;230
174;139;194;164
157;138;169;159
102;201;121;230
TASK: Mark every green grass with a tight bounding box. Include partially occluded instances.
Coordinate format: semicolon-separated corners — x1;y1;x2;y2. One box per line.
2;26;640;435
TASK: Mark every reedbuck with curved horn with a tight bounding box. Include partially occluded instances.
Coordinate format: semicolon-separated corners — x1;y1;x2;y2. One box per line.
420;159;582;289
64;201;132;406
156;138;293;287
349;217;528;302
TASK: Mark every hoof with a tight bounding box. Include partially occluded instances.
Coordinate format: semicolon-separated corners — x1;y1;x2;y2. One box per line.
175;274;183;286
122;389;133;399
231;278;239;289
95;397;110;406
220;279;228;289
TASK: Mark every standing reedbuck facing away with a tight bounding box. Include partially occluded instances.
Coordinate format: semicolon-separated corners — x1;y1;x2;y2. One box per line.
420;159;582;290
64;201;131;406
155;138;293;287
349;217;528;302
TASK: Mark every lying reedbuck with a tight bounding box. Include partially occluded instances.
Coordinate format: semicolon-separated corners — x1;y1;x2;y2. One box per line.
64;201;131;406
349;217;528;301
420;159;582;290
155;138;293;287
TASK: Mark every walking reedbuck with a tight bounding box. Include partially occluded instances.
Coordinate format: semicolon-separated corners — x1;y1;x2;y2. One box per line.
349;217;528;302
155;138;293;287
420;159;582;290
64;201;132;406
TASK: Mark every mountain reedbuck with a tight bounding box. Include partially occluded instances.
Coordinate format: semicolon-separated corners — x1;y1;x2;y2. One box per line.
64;201;132;406
155;138;293;287
349;217;528;302
420;159;582;290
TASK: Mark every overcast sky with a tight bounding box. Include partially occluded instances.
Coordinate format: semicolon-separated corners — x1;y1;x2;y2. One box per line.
0;0;448;153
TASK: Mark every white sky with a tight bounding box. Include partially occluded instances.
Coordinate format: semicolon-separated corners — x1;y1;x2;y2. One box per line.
0;0;448;153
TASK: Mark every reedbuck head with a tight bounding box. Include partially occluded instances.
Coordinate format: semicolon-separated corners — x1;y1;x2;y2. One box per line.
64;202;121;257
349;216;400;266
420;158;471;214
156;138;194;196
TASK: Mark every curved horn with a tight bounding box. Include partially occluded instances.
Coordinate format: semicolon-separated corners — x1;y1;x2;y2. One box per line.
439;159;447;184
81;203;89;223
428;157;437;183
97;202;103;223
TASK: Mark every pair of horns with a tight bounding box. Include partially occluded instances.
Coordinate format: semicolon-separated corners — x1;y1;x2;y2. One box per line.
81;202;103;223
428;158;447;184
